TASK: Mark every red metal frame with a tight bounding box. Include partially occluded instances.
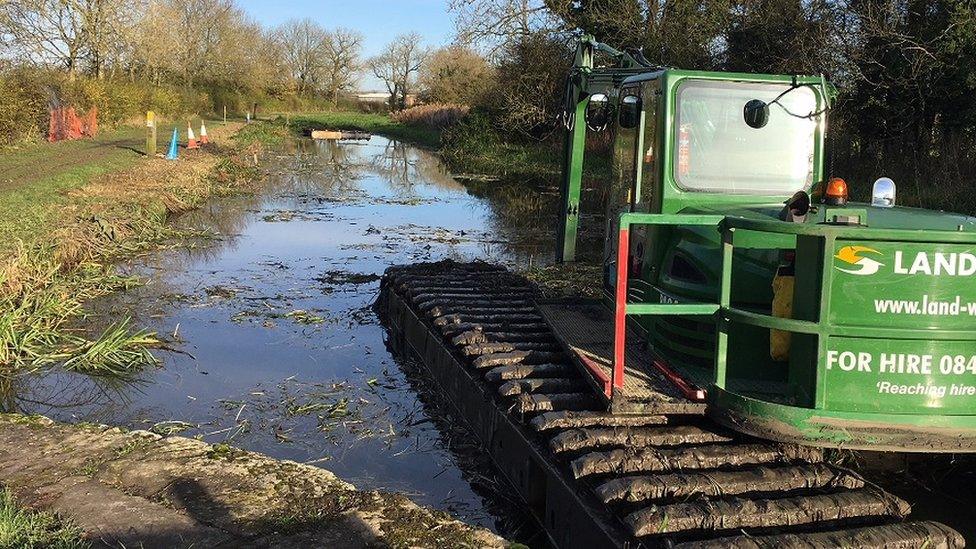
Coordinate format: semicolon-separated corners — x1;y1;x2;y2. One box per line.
576;351;612;398
613;228;629;390
652;359;707;402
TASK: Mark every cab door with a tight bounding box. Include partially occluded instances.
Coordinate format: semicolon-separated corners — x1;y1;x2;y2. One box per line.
604;81;660;292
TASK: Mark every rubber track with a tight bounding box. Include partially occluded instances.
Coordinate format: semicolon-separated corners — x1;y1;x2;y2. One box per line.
379;261;963;547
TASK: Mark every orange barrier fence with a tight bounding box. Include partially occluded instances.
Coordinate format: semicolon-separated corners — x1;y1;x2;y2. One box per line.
48;106;98;142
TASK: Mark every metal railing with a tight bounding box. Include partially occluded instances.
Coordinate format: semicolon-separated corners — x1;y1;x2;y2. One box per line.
612;213;722;392
612;211;976;404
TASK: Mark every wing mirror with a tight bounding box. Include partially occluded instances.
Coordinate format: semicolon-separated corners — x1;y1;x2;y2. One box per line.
744;99;770;129
618;94;641;129
585;93;611;130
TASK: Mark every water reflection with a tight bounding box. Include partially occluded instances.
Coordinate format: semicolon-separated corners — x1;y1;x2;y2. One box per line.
9;136;570;535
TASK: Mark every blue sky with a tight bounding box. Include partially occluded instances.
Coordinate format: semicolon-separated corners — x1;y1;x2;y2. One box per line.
237;0;456;90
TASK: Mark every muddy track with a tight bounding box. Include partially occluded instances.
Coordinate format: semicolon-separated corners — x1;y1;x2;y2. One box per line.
378;260;965;548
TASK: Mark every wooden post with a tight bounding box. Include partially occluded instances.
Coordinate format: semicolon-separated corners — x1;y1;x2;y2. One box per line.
223;105;227;124
145;111;157;156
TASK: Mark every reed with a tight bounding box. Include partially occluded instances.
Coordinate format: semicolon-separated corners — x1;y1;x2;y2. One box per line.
0;122;264;379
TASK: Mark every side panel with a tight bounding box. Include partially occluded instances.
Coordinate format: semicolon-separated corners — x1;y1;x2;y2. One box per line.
830;241;976;330
823;337;976;413
825;240;976;413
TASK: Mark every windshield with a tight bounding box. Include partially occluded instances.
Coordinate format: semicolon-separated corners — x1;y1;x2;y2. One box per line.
674;80;819;195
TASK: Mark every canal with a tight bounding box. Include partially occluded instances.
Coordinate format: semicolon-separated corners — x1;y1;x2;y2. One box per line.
8;136;570;538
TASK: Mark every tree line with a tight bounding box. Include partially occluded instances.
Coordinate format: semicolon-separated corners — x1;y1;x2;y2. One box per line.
0;1;366;107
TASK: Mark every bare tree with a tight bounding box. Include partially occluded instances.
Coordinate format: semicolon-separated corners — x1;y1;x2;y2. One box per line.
448;0;557;51
130;0;171;83
2;0;88;77
165;0;237;84
273;18;328;95
78;0;143;79
369;33;428;109
322;27;363;106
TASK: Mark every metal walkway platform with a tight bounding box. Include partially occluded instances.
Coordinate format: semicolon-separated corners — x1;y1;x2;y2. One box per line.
537;298;706;415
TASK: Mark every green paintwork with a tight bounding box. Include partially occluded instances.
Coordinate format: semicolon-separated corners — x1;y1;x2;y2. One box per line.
557;36;654;263
710;385;976;452
556;38;976;449
557;96;587;263
616;213;976;450
830;240;976;331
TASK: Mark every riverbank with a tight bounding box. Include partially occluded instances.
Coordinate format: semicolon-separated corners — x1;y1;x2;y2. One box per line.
0;414;506;548
0;121;280;380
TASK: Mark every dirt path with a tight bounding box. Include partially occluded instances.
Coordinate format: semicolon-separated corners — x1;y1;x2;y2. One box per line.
0;127;146;193
0;414;506;548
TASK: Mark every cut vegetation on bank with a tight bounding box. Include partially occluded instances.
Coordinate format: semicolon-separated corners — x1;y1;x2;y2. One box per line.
0;121;277;381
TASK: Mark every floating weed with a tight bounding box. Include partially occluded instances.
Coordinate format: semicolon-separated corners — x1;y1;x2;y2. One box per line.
286;400;331;417
324;398;350;419
284;310;325;325
149;421;196;436
203;285;240;299
314;270;381;286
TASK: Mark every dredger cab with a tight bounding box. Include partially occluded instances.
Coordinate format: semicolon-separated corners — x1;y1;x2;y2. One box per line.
557;36;976;451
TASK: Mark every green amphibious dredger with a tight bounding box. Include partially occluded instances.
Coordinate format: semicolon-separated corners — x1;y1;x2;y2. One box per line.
378;36;976;548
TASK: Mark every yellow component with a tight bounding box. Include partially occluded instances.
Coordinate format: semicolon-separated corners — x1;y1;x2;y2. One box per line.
835;245;880;265
770;272;794;362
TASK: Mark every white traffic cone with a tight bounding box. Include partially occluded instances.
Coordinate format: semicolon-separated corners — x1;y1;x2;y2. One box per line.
187;123;200;149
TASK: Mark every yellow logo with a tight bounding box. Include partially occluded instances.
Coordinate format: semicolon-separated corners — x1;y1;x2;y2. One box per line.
835;245;884;276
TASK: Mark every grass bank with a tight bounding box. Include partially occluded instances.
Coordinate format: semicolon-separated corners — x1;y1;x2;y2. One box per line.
0;488;88;549
0;121;280;382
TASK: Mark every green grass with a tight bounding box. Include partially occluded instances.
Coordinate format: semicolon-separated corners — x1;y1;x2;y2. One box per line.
281;110;609;181
0;121;224;250
0;488;90;549
232;120;292;147
284;110;599;180
0;127;144;249
286;111;441;148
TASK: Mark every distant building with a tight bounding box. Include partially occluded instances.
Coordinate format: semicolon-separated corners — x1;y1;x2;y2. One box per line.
355;91;418;108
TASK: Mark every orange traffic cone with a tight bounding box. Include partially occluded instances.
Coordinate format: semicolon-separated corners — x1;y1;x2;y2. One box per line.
186;123;200;149
199;121;209;145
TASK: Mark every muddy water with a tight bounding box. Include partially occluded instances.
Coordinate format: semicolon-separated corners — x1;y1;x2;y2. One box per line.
10;137;577;534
